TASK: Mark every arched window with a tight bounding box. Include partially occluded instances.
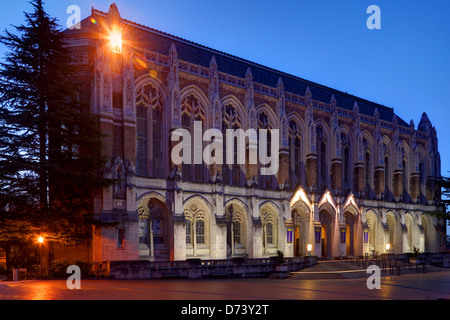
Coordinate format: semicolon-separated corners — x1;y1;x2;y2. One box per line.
152;107;163;176
419;157;425;201
136;104;148;176
195;220;205;244
289;120;302;189
384;154;390;199
181;112;192;181
316;125;327;190
258;111;274;189
185;218;192;244
184;203;209;258
402;158;407;198
365;151;371;194
362;137;372;197
181;93;206;182
341;133;351;193
135;82;164;177
222;104;242;186
233;221;241;244
266;222;273;244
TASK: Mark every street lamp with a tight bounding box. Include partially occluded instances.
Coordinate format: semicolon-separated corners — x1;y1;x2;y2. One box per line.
307;243;312;256
386;243;390;253
37;236;44;278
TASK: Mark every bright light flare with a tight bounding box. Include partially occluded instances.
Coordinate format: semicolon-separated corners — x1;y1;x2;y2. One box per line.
110;27;122;53
38;236;44;244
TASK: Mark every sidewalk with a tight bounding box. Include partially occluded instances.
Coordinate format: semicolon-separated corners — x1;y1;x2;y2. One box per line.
289;260;449;280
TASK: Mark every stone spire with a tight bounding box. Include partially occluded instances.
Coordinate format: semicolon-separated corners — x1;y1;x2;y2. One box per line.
108;3;121;25
418;112;432;132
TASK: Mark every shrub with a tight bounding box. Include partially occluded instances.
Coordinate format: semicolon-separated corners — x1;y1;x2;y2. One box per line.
48;259;71;278
0;263;6;275
48;259;93;278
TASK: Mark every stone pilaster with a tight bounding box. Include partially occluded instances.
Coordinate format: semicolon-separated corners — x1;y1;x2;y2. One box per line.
331;159;342;192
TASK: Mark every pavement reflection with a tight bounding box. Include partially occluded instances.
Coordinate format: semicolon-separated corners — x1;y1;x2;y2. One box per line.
0;270;449;300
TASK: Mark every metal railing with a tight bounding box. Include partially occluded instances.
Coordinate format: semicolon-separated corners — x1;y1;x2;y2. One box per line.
341;254;432;276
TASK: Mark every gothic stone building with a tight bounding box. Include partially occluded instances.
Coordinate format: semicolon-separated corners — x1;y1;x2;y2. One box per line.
63;4;446;263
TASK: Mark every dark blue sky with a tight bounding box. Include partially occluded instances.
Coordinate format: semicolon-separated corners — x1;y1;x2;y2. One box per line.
1;0;449;169
1;1;450;212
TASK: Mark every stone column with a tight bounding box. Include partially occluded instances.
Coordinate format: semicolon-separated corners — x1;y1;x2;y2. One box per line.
353;163;364;194
306;154;317;190
331;159;342;192
410;173;419;202
393;169;403;199
374;166;384;198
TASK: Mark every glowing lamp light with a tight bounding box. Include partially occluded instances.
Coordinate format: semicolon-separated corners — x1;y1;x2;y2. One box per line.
110;27;122;53
307;243;312;253
386;243;390;252
38;236;44;244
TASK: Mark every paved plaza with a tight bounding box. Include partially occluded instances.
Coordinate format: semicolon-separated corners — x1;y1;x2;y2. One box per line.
0;261;449;300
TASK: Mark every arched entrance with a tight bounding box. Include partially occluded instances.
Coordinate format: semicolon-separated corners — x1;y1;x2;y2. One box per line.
422;214;435;253
225;203;247;258
344;212;356;257
292;209;309;256
366;210;378;255
319;210;334;259
386;212;396;253
138;197;172;261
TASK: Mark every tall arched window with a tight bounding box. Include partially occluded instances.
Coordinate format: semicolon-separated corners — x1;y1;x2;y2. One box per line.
222;104;242;186
419;156;425;202
258;111;274;189
341;133;351;193
195;220;205;244
181;93;206;182
365;151;371;194
316;125;327;191
152;106;163;176
185;204;209;258
136;82;164;177
289;120;302;189
402;158;407;199
136;104;148;176
384;153;390;199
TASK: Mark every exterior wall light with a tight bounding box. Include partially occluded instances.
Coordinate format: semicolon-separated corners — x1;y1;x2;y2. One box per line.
110;27;122;53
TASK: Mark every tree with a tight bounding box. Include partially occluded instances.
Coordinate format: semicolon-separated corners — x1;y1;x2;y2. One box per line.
0;0;113;270
425;175;450;225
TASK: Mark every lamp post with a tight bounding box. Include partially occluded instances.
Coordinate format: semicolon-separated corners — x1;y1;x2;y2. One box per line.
386;243;390;254
307;243;312;256
38;236;44;278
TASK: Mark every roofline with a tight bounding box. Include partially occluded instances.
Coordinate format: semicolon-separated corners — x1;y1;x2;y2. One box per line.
91;7;396;116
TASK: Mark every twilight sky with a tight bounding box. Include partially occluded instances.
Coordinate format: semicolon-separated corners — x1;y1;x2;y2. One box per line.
1;1;450;224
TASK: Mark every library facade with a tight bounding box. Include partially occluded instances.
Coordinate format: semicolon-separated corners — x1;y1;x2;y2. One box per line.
64;4;447;263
